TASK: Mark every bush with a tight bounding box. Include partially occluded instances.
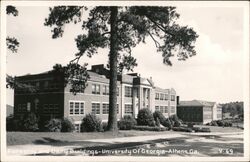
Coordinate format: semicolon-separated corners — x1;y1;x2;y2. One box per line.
81;114;102;132
153;111;166;124
102;122;108;131
137;108;155;126
21;112;39;132
211;120;218;126
118;115;137;130
187;123;194;128
216;120;224;127
44;118;62;132
172;127;192;132
173;121;181;127
6;115;20;131
133;125;167;131
61;118;75;132
192;127;211;132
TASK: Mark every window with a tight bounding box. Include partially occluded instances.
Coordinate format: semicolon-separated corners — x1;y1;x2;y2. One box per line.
92;84;100;94
160;106;164;113
164;94;168;100
164;106;168;113
92;103;100;114
155;106;159;111
17;104;26;112
171;95;175;101
117;87;119;96
125;86;132;97
171;106;175;113
160;94;164;100
155;93;159;100
44;81;49;88
103;85;109;95
125;104;133;115
103;103;109;114
102;103;119;114
74;124;81;133
69;101;84;115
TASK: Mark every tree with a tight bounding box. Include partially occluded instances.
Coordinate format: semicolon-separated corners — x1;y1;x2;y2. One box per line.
44;6;198;131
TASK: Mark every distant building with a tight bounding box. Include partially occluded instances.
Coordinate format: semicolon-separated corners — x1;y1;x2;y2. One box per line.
14;64;177;132
177;99;222;124
6;104;14;117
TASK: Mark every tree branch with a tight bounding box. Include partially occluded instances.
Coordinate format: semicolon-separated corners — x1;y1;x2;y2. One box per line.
147;32;160;48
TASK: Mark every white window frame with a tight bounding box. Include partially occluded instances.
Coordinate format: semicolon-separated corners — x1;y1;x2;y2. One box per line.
91;102;101;115
124;103;133;115
69;100;85;116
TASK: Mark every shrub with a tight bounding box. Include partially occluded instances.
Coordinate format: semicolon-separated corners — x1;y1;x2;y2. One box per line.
133;125;167;131
81;114;102;132
21;112;39;132
155;118;160;127
137;108;155;126
153;111;166;124
172;127;192;132
216;120;224;126
6;115;20;131
211;120;218;126
61;118;75;132
102;122;108;131
187;123;194;128
118;115;137;130
192;127;211;132
163;118;172;130
173;121;181;127
44;118;62;132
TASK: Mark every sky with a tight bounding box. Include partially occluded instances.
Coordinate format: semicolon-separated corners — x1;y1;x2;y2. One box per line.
5;4;247;106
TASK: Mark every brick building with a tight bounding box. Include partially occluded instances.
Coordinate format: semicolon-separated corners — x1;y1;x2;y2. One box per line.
177;99;222;124
14;64;177;131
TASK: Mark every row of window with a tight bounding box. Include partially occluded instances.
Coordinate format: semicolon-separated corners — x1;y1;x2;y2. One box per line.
43;104;59;113
155;93;175;101
155;105;175;114
16;81;62;92
69;101;119;115
92;84;119;96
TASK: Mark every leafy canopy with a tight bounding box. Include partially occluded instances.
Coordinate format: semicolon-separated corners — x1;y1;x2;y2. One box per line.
44;6;198;93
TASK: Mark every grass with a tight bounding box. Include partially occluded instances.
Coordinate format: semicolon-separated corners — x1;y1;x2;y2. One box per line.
7;126;243;146
7;130;172;146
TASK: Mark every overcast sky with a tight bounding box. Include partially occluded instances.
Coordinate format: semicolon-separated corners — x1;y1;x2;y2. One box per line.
6;4;247;105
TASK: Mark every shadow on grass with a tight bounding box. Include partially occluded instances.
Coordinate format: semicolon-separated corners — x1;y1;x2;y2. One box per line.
30;134;243;157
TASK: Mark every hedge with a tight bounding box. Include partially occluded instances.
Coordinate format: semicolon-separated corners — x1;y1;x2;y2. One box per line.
132;125;167;131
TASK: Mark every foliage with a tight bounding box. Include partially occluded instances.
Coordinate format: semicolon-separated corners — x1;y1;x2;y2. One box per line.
6;37;20;53
44;118;62;132
6;5;18;16
21;112;39;132
207;120;232;127
222;102;244;118
6;115;20;131
192;127;211;132
133;125;167;131
118;115;137;130
153;111;172;129
137;108;155;126
51;63;90;94
61;118;75;132
81;114;102;132
187;122;194;128
172;127;192;132
169;114;182;127
102;122;108;131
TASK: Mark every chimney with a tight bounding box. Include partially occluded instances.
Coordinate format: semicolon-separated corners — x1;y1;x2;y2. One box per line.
177;96;180;105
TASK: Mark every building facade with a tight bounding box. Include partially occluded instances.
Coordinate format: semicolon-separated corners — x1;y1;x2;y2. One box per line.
14;64;177;131
177;100;222;124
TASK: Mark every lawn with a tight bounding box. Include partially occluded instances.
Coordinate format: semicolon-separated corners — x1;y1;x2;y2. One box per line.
7;130;172;146
7;126;243;146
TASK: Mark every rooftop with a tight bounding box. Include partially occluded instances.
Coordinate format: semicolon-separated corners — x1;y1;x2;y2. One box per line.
179;100;216;107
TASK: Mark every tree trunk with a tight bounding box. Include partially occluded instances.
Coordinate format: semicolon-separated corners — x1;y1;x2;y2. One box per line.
107;6;118;132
